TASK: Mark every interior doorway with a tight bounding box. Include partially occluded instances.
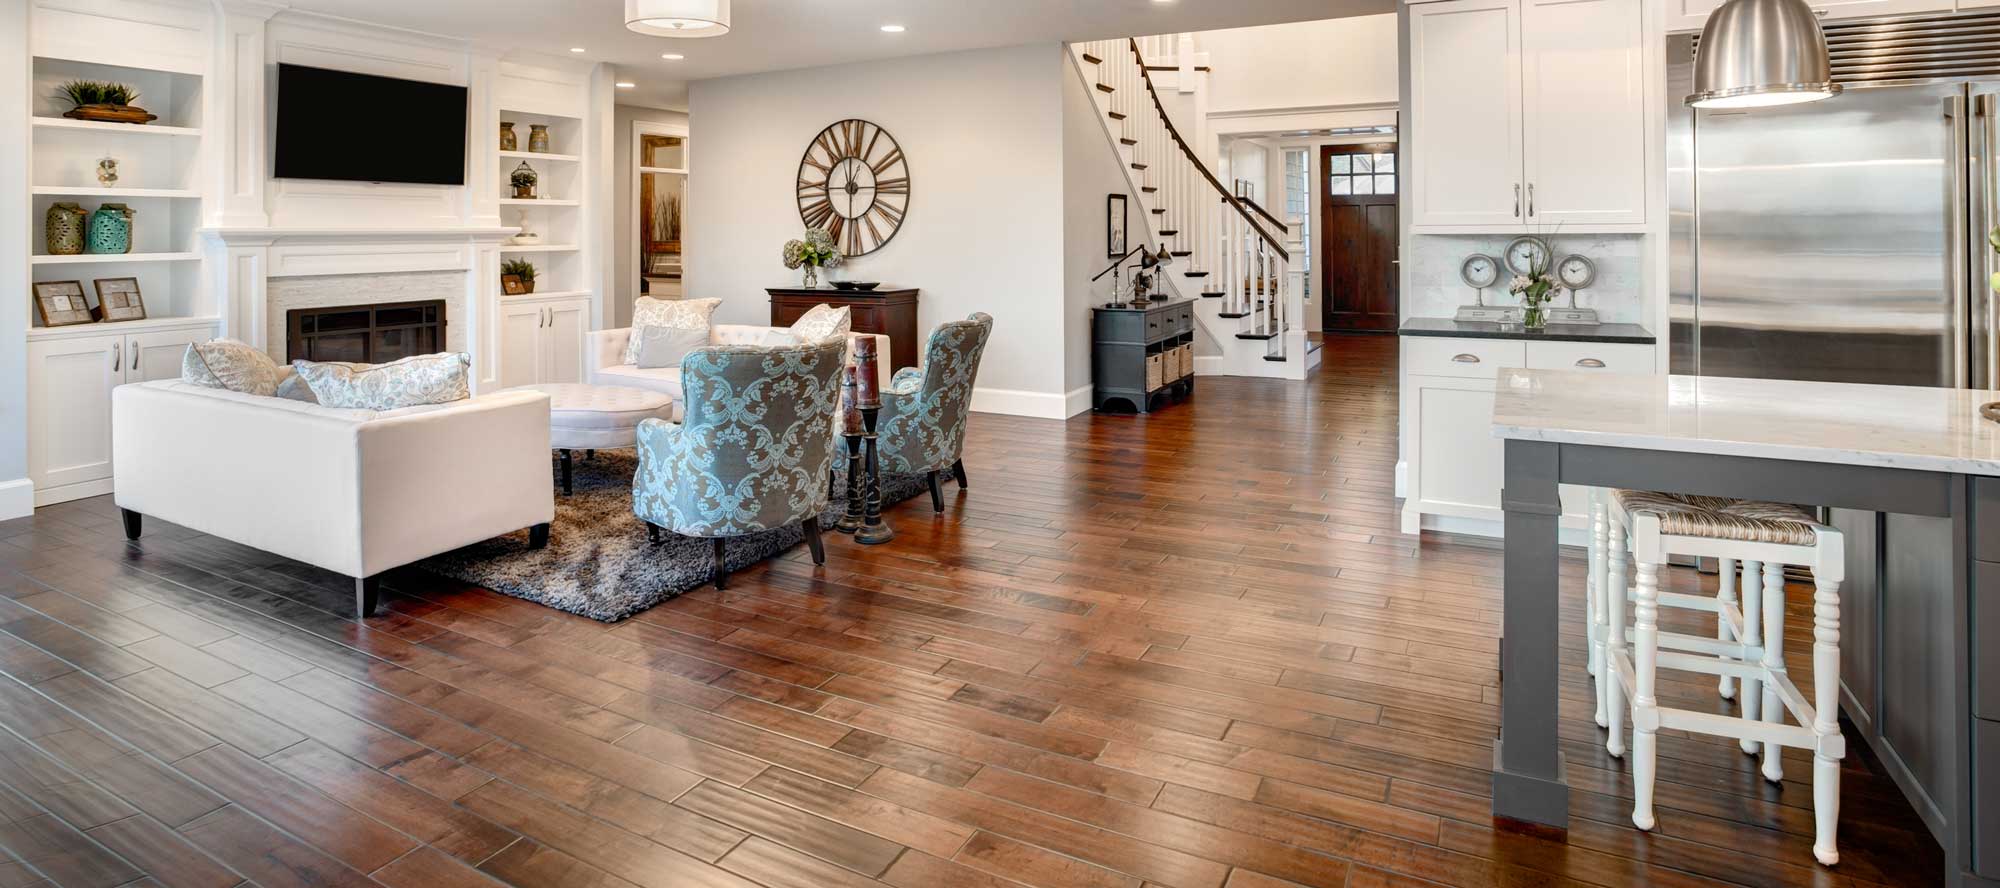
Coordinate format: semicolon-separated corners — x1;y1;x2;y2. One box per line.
1319;142;1399;332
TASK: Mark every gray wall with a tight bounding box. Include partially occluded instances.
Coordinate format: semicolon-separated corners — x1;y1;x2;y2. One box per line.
0;0;30;518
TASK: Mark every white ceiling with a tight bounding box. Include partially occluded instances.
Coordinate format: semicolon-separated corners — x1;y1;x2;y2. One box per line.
276;0;1395;110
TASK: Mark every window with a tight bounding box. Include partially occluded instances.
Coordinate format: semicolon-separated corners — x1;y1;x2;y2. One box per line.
1329;150;1395;196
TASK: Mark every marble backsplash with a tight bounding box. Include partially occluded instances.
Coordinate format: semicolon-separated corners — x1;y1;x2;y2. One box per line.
266;270;467;363
1404;233;1644;324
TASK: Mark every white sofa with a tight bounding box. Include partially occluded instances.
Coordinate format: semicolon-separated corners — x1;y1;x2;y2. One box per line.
588;325;892;412
112;380;556;617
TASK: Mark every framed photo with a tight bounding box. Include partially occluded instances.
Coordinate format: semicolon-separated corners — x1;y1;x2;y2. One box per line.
33;281;95;327
501;274;527;296
1106;193;1128;258
93;277;146;322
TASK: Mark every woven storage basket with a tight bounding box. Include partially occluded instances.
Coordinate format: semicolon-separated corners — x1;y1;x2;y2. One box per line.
1146;353;1164;391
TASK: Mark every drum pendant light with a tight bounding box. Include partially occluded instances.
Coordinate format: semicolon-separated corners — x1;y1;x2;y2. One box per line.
626;0;731;38
1686;0;1839;108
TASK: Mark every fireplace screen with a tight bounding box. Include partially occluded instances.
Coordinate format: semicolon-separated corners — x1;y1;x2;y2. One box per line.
286;300;445;364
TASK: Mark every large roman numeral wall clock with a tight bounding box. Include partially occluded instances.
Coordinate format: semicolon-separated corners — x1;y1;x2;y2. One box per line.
796;118;910;258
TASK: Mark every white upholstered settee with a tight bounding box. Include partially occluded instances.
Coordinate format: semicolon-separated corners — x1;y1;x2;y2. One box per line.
111;380;556;618
587;325;892;414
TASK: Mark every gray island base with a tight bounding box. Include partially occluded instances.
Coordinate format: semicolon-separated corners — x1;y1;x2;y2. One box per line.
1491;369;1999;888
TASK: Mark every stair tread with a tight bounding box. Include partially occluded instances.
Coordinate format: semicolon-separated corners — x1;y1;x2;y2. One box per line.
1142;187;1157;193
1183;271;1209;278
1096;83;1115;93
1158;230;1178;236
1217;311;1250;318
1120;138;1137;145
1082;53;1103;64
1200;292;1225;297
1170;251;1191;257
1235;331;1280;340
1131;163;1148;170
1262;354;1287;362
1108;111;1126;120
1150;208;1166;214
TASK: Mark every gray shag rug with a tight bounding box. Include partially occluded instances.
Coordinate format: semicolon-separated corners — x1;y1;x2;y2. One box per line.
418;449;927;621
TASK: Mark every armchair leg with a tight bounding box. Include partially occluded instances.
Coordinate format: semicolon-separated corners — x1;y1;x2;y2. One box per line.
828;468;837;502
120;509;142;541
559;449;574;496
711;537;729;589
355;575;380;619
528;523;551;549
950;460;969;488
648;523;661;543
803;516;826;565
927;472;945;513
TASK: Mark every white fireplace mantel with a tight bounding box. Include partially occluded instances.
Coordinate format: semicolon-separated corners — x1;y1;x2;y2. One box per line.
202;226;521;392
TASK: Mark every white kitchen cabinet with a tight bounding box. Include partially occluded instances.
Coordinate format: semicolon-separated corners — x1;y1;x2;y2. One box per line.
1409;0;1647;231
498;296;589;388
27;321;214;505
1400;336;1656;536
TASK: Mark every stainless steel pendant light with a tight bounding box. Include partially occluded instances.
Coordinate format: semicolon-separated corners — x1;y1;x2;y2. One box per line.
1686;0;1840;108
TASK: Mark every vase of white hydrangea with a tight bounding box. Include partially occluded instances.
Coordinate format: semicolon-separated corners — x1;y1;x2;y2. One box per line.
782;228;844;288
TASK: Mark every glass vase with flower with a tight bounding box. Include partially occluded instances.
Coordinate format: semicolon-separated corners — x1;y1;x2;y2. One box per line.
782;228;844;288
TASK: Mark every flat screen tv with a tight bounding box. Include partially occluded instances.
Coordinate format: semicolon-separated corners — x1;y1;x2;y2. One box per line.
274;64;468;185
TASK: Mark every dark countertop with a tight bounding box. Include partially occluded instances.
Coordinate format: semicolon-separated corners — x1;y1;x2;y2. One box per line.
1399;317;1656;344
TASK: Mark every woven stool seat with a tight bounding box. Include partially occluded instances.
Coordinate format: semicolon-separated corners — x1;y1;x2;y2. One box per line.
1612;490;1818;546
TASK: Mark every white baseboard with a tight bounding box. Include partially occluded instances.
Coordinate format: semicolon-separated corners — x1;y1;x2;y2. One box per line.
970;386;1075;420
0;478;34;521
1063;385;1094;418
1394;460;1407;499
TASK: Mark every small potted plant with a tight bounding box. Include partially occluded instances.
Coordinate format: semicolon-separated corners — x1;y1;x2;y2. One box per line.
502;258;537;295
58;80;156;125
1509;269;1559;330
781;227;843;288
510;162;539;200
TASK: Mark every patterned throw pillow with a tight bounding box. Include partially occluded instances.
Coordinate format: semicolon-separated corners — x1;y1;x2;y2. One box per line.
788;304;851;344
273;368;321;403
181;339;282;397
625;297;721;365
292;352;471;410
634;325;713;370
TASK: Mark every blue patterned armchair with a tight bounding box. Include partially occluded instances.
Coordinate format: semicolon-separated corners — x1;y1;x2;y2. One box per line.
632;338;846;588
877;312;994;512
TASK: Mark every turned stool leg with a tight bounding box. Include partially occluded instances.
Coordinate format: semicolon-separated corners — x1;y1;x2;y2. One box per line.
1738;560;1764;753
1811;576;1844;866
1631;558;1662;831
1717;558;1738;700
1605;516;1629;759
1760;561;1788;783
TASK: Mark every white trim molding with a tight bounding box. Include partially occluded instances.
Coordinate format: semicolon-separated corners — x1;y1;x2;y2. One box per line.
970;387;1081;420
0;479;33;522
1210;103;1399;137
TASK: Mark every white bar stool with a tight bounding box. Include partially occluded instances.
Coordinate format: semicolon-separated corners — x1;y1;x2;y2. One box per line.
1602;489;1846;866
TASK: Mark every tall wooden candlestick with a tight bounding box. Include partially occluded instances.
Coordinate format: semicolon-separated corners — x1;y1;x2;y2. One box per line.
855;404;894;545
837;365;865;533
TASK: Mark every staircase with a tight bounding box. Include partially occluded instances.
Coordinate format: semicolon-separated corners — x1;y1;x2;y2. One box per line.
1070;38;1303;377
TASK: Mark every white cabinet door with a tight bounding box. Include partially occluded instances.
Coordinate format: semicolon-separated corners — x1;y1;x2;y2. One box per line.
543;299;589;386
1412;375;1505;515
1521;0;1646;226
27;334;122;492
1408;0;1525;228
499;302;545;390
124;328;210;384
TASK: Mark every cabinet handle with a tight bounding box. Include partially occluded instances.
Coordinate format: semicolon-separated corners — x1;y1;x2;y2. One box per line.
131;345;140;371
1575;358;1606;368
1527;183;1536;217
112;342;121;369
1452;353;1481;363
1513;184;1521;218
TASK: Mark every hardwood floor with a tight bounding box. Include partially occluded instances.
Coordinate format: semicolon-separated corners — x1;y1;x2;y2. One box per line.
0;333;1943;888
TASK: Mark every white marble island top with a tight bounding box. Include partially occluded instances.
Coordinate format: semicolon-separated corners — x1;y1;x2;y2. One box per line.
1492;369;2000;476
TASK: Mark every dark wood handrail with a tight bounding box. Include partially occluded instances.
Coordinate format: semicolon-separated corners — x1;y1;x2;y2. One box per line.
1237;194;1289;235
1125;38;1288;262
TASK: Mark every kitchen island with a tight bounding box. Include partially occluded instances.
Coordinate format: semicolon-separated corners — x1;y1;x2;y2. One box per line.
1490;369;1999;888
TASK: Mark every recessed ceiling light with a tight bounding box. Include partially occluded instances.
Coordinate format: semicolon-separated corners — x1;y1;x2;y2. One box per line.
616;81;637;88
661;53;685;60
880;24;906;32
569;47;587;53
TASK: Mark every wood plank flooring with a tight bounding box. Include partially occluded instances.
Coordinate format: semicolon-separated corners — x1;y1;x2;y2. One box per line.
0;333;1944;888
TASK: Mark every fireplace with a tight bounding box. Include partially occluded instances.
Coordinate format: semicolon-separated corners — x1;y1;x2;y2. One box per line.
286;300;446;364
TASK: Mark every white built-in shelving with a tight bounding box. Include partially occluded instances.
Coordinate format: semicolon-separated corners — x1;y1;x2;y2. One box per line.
31;251;201;265
497;244;580;253
500;149;578;164
32;116;202;137
495;108;585;308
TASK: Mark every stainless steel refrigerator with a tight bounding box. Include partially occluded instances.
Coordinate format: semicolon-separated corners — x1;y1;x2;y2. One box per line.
1668;15;2000;388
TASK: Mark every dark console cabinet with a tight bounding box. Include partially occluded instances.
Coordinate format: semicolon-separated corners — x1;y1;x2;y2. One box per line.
1092;299;1194;414
768;287;921;372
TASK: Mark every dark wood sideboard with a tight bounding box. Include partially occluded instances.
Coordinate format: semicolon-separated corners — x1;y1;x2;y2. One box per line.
1091;298;1194;413
767;287;921;372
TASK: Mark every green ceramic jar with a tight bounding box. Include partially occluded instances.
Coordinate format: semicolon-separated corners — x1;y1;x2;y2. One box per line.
45;202;86;255
87;203;134;254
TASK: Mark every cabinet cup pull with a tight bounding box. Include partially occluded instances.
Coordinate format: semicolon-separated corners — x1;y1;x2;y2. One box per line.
1575;358;1606;368
1452;353;1481;363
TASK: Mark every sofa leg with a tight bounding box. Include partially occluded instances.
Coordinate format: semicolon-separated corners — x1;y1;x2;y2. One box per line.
927;472;945;513
711;537;729;590
648;523;661;544
950;459;969;489
120;509;142;541
355;576;380;619
528;523;551;549
803;517;826;565
559;449;574;496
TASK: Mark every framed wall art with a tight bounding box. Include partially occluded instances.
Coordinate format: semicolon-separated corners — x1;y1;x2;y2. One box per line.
1107;193;1128;258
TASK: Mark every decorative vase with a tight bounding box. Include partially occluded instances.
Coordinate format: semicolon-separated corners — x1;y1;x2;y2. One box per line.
96;156;118;187
528;124;550;154
1522;305;1547;330
511;161;538;199
802;265;819;289
87;204;134;254
45;203;87;255
499;121;518;151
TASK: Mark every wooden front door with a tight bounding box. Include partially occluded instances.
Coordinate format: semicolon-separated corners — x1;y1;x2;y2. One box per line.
1320;143;1400;332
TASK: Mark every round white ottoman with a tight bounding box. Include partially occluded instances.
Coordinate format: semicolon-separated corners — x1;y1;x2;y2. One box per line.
509;383;676;495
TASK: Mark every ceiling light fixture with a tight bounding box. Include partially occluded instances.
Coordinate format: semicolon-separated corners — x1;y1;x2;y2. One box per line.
880;24;906;32
1685;0;1839;108
569;47;586;53
616;81;637;88
625;0;731;38
662;53;685;60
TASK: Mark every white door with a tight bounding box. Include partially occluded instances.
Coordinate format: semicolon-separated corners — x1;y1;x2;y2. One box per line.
543;300;589;385
27;334;122;492
1521;0;1647;227
499;302;544;389
1408;0;1525;229
124;328;211;384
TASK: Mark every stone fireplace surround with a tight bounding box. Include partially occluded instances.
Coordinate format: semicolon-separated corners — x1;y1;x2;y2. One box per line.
202;227;519;392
